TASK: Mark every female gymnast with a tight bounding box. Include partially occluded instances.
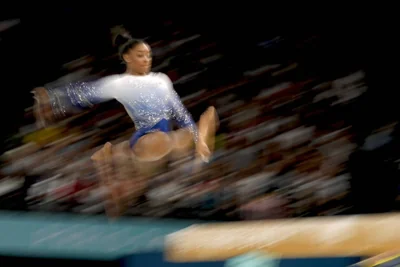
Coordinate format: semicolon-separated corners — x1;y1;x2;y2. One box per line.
32;28;218;215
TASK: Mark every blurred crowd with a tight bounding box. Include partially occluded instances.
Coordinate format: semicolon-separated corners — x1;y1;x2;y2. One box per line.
0;24;398;220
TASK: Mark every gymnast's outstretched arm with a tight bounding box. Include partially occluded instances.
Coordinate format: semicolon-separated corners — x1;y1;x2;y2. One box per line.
33;75;120;126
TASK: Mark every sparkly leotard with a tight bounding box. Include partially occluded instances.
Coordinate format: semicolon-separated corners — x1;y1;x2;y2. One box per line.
47;72;198;146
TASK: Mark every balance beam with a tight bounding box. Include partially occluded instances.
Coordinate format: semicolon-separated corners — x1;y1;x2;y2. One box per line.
166;214;400;262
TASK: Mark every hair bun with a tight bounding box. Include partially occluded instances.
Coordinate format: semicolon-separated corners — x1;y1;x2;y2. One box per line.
111;25;132;48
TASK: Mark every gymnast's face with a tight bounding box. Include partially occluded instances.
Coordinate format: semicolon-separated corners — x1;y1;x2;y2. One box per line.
123;42;152;75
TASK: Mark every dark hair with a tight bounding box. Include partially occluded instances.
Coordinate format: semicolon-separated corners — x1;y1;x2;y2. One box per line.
111;26;146;62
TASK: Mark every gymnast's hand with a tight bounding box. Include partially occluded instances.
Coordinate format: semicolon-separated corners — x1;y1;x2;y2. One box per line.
32;87;55;128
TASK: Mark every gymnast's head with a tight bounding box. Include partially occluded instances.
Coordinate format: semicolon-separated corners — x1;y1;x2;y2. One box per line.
112;26;151;76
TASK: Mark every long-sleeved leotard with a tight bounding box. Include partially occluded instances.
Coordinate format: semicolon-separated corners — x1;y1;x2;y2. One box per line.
46;72;198;146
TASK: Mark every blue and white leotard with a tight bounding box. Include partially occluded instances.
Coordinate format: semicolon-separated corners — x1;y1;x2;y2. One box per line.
47;72;198;147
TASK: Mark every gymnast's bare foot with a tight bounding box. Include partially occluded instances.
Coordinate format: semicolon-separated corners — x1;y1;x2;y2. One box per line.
197;106;219;162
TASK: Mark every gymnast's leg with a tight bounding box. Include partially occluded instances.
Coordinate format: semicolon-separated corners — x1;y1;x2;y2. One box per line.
130;106;218;163
92;106;218;171
91;106;218;216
